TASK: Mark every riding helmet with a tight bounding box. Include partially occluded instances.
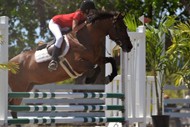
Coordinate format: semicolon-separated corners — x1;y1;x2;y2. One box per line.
80;0;96;12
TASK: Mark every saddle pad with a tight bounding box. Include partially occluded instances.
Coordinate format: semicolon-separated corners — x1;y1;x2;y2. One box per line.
35;48;52;63
34;35;70;63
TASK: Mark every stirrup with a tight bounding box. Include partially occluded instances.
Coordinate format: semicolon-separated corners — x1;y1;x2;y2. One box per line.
48;60;58;71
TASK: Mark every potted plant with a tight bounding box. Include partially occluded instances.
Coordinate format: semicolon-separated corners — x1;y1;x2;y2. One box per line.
146;16;177;127
125;14;188;126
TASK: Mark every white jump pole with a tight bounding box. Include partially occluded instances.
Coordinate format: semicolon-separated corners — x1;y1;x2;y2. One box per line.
0;16;9;126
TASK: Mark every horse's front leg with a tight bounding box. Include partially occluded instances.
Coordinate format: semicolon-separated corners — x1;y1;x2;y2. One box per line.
85;57;117;84
105;57;118;83
85;64;101;84
9;98;22;127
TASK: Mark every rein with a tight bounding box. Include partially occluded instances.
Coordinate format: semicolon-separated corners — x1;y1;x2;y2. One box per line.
109;14;125;47
73;22;88;34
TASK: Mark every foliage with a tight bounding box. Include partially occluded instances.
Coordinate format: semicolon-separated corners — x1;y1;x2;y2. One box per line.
124;14;141;32
0;36;19;73
56;78;75;85
167;21;190;88
0;35;3;44
147;15;190;115
0;62;19;74
0;0;189;58
146;16;177;115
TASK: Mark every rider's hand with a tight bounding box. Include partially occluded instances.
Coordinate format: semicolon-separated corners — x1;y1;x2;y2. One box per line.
71;31;77;38
86;16;93;24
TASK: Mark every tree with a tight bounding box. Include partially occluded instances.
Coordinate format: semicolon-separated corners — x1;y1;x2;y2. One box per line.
167;20;190;88
146;16;177;115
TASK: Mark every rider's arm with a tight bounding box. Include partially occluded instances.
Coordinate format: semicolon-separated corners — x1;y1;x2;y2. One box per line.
72;19;79;33
72;10;87;33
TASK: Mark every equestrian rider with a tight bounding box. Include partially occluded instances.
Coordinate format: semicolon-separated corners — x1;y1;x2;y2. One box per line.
48;0;96;71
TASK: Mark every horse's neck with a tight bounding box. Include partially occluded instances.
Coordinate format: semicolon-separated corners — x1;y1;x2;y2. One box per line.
91;19;112;37
66;33;79;44
74;22;87;32
67;19;113;48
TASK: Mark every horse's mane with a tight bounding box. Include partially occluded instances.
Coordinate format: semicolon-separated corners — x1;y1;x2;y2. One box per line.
88;11;115;23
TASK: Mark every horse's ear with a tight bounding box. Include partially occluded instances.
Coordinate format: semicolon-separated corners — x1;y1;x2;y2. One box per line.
113;11;120;19
120;12;125;18
114;12;125;19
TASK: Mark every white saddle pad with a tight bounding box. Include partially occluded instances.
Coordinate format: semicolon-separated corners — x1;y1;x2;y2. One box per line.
34;35;70;63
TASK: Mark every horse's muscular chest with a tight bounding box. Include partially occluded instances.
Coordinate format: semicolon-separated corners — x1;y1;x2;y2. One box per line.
72;45;95;63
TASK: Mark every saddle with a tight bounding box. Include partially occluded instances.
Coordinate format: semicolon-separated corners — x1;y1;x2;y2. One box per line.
36;28;72;54
34;32;84;78
34;22;87;78
34;20;89;63
34;35;70;63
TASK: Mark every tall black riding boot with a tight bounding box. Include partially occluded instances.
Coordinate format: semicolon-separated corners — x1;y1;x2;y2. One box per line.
48;46;61;71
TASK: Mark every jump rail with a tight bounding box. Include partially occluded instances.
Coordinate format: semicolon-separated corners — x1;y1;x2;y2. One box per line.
8;92;124;99
8;117;125;124
8;105;124;112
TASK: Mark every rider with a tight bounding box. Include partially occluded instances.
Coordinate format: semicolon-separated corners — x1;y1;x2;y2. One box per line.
48;0;96;71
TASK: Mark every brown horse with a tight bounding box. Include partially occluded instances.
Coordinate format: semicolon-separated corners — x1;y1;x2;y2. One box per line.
8;11;133;119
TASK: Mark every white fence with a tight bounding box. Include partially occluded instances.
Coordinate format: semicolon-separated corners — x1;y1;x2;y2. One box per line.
146;76;190;126
106;26;147;127
0;16;9;126
164;85;190;118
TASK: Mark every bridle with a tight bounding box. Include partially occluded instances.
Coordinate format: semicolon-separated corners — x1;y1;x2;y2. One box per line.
108;14;126;47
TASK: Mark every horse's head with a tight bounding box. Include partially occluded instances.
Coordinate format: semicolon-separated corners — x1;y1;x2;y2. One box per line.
108;12;133;52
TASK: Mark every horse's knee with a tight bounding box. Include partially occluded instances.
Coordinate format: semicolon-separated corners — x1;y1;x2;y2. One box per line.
105;57;114;63
104;57;118;82
85;65;101;84
9;98;22;105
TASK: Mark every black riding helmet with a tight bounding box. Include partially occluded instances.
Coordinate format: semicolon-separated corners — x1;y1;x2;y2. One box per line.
80;0;96;13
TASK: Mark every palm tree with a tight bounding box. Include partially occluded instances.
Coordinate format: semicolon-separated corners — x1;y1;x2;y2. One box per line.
147;15;190;116
167;21;190;88
146;16;177;115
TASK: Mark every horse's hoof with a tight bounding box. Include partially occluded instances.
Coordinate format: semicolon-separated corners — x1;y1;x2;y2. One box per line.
85;77;97;84
105;76;110;84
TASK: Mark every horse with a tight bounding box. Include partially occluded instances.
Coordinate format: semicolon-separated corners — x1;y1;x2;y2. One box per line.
8;11;133;120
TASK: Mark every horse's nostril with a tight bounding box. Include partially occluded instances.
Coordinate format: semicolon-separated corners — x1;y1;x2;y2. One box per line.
126;45;133;52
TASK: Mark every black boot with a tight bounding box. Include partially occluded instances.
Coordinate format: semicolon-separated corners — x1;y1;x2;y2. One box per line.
48;46;61;71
